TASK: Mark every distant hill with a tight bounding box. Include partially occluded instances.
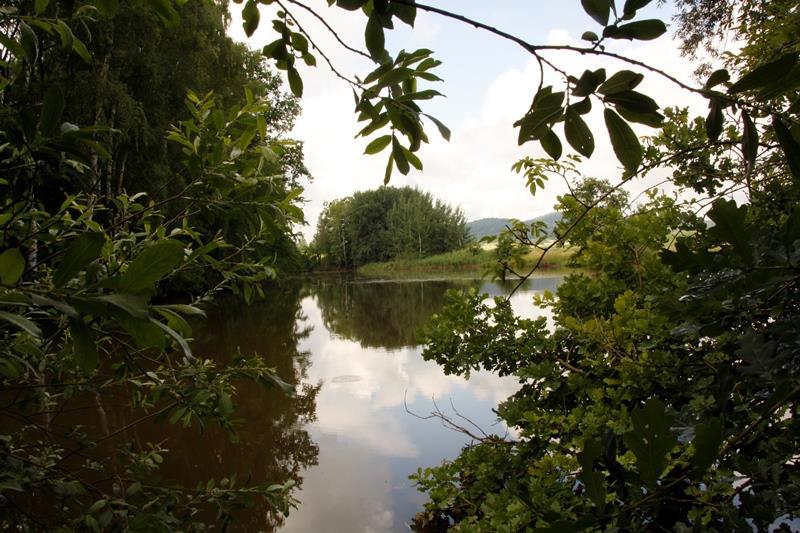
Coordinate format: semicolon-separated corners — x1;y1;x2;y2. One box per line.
467;212;561;240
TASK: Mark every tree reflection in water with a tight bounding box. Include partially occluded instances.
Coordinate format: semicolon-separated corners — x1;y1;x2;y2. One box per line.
309;278;460;349
178;281;320;530
308;276;561;350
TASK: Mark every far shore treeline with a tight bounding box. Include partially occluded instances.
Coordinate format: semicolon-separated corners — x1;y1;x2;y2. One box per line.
311;186;470;268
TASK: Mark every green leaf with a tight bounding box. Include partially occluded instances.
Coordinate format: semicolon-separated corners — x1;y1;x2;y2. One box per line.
570;97;592;115
0;311;41;338
604;108;642;172
607;19;667;41
706;97;725;142
540;128;563;160
377;67;414;88
40;85;65;135
564;108;595;157
335;0;368;10
290;32;309;53
691;418;724;474
30;295;78;318
0;248;25;285
34;0;50;15
287;66;303;97
425;114;451;141
772;116;800;183
604;90;659;114
616;107;664;128
155;304;206;318
581;31;599;42
150;318;193;359
19;22;38;63
704;69;730;90
71;37;91;63
364;135;392;155
54;20;74;50
70;319;98;373
623;398;678;487
118;240;184;294
741;110;758;175
572;69;602;97
383;152;394;184
242;0;260;37
729;53;798;94
623;0;652;16
53;232;105;288
365;13;386;60
118;315;165;350
96;293;149;318
392;136;410;175
517;89;565;144
581;0;611;26
707;199;751;261
391;2;416;26
218;392;234;417
598;70;644;95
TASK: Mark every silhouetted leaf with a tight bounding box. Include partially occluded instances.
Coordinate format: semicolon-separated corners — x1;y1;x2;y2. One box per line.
581;0;612;26
564;108;595;157
729;53;798;94
604;108;642;171
773;116;800;183
540;128;563;160
598;70;644;95
691;418;724;474
623;398;678;487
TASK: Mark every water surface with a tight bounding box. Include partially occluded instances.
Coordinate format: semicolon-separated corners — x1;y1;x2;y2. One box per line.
189;275;561;531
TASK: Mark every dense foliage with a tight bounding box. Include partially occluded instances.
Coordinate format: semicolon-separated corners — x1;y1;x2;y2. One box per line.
0;1;310;529
312;186;469;268
411;3;800;531
229;0;800;529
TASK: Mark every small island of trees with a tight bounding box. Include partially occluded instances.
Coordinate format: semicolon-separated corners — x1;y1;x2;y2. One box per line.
312;186;470;268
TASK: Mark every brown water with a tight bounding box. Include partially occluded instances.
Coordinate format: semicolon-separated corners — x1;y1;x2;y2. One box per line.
2;275;562;530
181;275;561;531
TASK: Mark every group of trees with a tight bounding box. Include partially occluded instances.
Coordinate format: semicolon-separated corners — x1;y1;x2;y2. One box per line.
312;186;469;267
0;0;310;529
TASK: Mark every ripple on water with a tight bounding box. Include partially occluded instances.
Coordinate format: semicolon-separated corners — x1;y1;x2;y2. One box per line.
330;375;362;383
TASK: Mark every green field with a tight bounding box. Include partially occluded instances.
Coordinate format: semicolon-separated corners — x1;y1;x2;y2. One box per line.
358;245;574;277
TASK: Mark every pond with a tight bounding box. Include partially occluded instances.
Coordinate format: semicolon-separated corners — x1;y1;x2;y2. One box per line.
168;275;562;530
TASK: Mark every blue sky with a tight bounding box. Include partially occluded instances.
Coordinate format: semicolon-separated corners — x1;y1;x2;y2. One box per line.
229;1;699;240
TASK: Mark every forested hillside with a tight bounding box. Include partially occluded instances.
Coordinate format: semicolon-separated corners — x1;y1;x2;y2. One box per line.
467;212;561;240
312;187;469;267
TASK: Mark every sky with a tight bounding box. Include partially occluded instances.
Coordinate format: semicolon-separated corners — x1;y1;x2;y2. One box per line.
226;1;708;241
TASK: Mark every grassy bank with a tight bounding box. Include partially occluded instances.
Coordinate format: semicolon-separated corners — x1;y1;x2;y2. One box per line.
358;246;574;277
